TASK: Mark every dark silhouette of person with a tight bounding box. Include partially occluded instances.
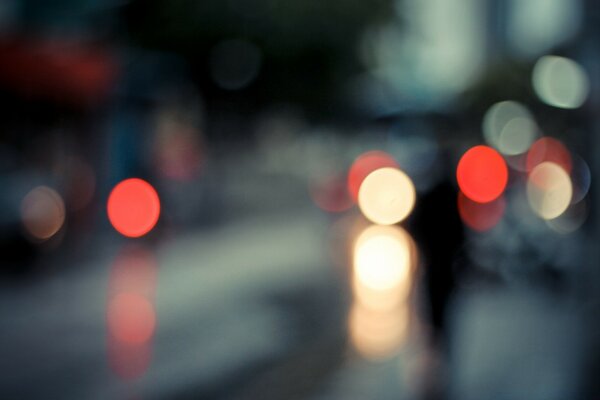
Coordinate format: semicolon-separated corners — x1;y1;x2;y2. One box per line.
410;155;465;350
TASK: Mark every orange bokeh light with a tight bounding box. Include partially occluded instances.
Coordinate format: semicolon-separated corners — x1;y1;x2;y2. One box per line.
349;303;409;360
457;145;508;203
357;167;416;225
347;151;398;202
457;191;505;232
107;178;160;238
527;161;572;220
20;186;65;241
525;137;572;174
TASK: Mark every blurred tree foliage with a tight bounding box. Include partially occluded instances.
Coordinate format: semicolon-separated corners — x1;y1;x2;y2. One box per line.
122;0;395;117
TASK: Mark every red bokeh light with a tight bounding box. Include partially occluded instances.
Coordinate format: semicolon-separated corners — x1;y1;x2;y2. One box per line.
108;340;152;381
107;245;157;381
107;178;160;238
347;151;398;202
458;191;506;232
526;137;572;174
107;293;156;345
457;145;508;203
0;37;118;106
109;246;158;301
310;174;353;213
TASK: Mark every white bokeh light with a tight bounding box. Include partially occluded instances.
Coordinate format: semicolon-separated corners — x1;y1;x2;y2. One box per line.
532;55;589;109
